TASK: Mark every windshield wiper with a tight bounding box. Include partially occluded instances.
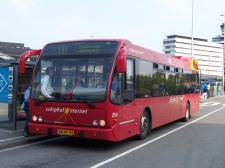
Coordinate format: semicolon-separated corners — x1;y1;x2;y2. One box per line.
74;97;95;108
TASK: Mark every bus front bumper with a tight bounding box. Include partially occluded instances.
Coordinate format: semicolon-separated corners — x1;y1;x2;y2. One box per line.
28;122;118;142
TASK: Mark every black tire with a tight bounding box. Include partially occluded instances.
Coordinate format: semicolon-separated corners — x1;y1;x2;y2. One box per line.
137;110;150;140
182;102;190;122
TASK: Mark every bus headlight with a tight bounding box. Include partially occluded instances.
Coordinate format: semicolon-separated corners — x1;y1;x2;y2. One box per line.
38;116;43;122
32;115;37;121
99;120;105;126
92;120;98;126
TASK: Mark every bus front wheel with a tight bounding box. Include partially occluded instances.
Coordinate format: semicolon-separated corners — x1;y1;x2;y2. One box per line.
138;110;150;140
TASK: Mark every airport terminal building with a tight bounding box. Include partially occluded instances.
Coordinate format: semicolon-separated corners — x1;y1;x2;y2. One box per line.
163;34;223;83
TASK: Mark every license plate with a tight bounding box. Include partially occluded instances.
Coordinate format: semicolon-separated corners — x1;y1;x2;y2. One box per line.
57;129;74;136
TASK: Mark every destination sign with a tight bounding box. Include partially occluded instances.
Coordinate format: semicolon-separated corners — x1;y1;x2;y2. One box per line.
41;41;118;56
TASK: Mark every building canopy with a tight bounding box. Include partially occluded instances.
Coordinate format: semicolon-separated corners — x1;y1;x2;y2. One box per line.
0;52;15;60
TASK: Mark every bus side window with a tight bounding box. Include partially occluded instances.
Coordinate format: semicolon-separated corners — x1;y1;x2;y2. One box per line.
121;59;136;103
166;72;176;96
126;59;135;90
152;70;166;97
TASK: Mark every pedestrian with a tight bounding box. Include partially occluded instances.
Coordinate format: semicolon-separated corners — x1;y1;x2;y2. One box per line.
21;86;30;137
203;86;207;100
207;83;210;98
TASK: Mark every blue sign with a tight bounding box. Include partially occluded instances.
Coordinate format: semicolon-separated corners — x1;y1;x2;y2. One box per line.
206;78;217;82
0;67;9;103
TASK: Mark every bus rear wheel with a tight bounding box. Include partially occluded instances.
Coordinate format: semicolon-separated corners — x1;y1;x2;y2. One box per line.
182;102;190;122
137;110;150;140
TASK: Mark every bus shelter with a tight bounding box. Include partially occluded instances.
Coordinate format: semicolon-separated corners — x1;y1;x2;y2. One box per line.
0;60;35;131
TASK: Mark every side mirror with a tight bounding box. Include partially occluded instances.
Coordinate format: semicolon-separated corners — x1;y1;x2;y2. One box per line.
19;49;41;74
116;47;126;73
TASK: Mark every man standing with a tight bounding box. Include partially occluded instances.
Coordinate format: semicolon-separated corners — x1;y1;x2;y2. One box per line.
21;86;30;137
41;67;54;98
207;83;210;99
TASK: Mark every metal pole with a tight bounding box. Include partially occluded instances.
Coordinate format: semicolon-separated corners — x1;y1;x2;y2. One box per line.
191;0;194;57
12;64;18;130
221;14;225;94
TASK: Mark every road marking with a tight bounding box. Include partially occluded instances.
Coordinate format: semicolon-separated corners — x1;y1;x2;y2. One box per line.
200;102;220;106
91;106;225;168
0;137;59;153
0;136;23;142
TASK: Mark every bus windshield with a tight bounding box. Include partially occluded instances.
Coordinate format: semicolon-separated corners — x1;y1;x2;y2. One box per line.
31;41;118;102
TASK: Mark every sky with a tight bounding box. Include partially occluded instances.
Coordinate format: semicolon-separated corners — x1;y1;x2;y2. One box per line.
0;0;224;53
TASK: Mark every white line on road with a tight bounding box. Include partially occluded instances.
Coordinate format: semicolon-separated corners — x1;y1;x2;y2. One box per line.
91;106;225;168
0;136;24;142
0;137;59;153
200;102;220;106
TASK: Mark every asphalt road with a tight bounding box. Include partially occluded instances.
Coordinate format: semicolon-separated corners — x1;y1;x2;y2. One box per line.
0;97;225;168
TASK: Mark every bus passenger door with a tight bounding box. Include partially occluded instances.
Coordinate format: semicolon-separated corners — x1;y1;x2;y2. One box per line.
119;59;136;140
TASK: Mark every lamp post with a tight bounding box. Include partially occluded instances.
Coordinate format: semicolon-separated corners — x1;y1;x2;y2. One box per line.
221;14;225;94
191;0;194;57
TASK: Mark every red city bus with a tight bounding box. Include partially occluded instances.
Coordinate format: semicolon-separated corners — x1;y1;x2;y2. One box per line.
19;39;200;142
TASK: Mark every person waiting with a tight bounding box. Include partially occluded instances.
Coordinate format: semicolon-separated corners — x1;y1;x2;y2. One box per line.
203;86;207;100
21;86;31;137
